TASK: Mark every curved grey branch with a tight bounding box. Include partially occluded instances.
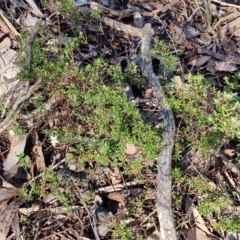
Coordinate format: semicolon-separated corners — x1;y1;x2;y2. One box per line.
141;24;177;240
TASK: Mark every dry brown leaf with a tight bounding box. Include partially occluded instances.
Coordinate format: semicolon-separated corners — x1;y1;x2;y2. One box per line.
3;130;27;171
195;219;211;235
107;192;125;206
144;87;153;98
18;202;41;215
188;56;211;67
220;17;240;38
0;37;11;57
206;59;216;74
224;149;235;157
185;195;211;235
1;177;17;189
215;61;237;72
0;188;19;203
187;227;209;240
112;178;122;185
0;197;25;239
10;212;20;239
0;18;11;36
0;9;20;41
110;167;122;185
192;208;206;226
125;143;139;155
24;0;45;17
31;130;46;173
0;200;8;214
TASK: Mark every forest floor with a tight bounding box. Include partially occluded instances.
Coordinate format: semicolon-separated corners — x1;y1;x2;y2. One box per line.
0;0;240;239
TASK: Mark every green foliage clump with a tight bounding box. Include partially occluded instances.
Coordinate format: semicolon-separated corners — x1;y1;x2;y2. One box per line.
21;168;73;209
168;74;240;156
57;58;160;167
18;27;160;176
124;62;146;88
171;167;184;186
150;38;180;73
187;176;240;233
214;213;240;233
42;0;101;22
17;23;160;237
18;31;86;82
109;220;133;240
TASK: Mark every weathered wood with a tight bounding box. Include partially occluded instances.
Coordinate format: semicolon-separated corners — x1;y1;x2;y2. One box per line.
102;17;143;37
141;24;177;240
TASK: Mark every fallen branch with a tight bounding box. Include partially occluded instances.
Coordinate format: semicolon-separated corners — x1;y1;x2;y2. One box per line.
141;24;177;240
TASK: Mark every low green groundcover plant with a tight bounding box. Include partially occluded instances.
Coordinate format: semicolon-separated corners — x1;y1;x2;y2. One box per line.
168;74;240;157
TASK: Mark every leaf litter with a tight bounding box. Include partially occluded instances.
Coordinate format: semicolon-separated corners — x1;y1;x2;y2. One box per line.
0;0;240;239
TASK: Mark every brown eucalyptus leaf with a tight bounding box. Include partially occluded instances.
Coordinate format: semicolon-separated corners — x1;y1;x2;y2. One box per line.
107;192;125;206
0;188;19;202
224;149;235;157
3;130;27;171
10;212;20;239
125;143;139;155
31;130;46;173
220;17;240;38
188;55;211;67
187;227;208;240
0;197;25;239
215;61;237;72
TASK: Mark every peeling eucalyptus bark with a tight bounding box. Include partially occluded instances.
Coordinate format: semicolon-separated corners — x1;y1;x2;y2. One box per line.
141;24;177;240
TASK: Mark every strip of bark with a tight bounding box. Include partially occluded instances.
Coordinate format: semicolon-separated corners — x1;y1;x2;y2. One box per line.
141;24;177;240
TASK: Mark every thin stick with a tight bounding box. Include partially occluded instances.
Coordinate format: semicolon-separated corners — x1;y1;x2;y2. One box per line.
71;179;100;240
141;24;177;240
211;0;240;9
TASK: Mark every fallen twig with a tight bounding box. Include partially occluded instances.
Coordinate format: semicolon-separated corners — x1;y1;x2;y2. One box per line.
97;181;138;193
102;17;143;37
211;0;240;9
72;178;100;240
141;24;177;240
